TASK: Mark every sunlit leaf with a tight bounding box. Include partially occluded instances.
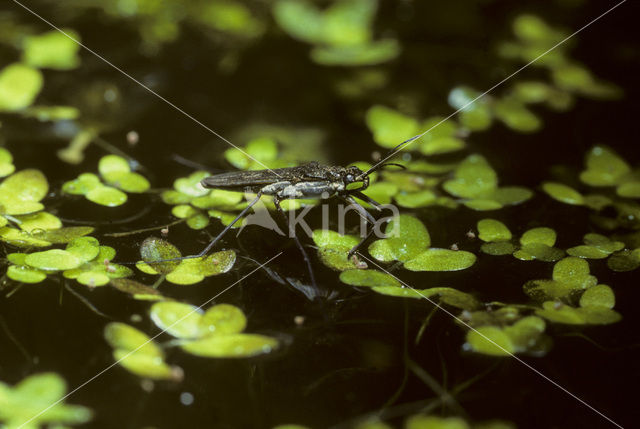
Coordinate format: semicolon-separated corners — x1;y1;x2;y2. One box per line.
22;29;81;70
404;249;476;272
0;63;43;111
180;333;278;358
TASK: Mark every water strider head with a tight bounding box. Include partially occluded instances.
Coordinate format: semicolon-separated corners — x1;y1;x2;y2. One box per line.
342;165;370;192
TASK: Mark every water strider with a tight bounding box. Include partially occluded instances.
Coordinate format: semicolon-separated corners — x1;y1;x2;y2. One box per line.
133;136;420;290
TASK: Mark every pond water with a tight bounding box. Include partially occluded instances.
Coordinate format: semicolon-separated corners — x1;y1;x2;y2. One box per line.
0;1;638;428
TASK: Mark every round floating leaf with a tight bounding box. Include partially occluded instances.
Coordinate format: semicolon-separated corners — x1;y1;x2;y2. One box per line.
180;333;277;358
374;286;479;310
0;63;43;111
98;155;130;178
368;215;430;263
404;249;476;272
503;316;546;351
17;212;62;232
395;190;437;208
466;326;514;356
173;171;210;197
86;185;127;207
463;199;503;211
108;172;150;193
7;265;47;283
66;236;100;263
520;227;556;247
339;269;400;288
493;98;541;132
112;349;176;380
617;181;640;198
477;219;512;242
76;271;110;287
580;284;615;309
443;155;497;199
200;304;247;336
150;302;203;339
0;147;15;177
448;86;493;131
139;237;181;274
161;190;192;205
165;261;206;285
110;278;162;299
607;249;640;272
523;279;579;301
513;243;564;262
0;226;51;247
361;182;397;206
24;249;82;271
552;257;597;289
22;30;81;69
536;301;621;325
492;187;533;206
192;190;244;209
542;182;584;205
313;230;361;271
273;0;324;44
311;40;400;66
365;105;418;149
0;169;48;203
566;245;610;259
481;241;517;256
33;226;94;243
104;322;162;358
62;173;101;195
580;145;630;187
194;250;237;276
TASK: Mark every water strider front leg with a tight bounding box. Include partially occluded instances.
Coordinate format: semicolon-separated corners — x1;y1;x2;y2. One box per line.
339;194;380;259
273;196;318;290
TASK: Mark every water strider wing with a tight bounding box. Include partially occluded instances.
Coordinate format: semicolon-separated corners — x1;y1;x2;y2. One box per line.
200;164;324;189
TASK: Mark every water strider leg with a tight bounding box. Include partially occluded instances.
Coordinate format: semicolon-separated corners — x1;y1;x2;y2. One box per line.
339;194;382;258
273;197;318;290
123;192;264;265
351;190;383;211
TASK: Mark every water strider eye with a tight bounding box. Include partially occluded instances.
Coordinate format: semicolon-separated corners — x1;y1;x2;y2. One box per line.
346;174;354;182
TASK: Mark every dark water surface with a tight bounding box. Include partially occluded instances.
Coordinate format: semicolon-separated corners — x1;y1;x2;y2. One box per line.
0;1;639;428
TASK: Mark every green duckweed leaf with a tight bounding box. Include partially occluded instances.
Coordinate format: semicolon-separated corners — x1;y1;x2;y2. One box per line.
199;304;247;336
493;98;541;132
24;249;82;271
477;219;512;242
580;145;630;187
0;148;15;177
104;322;162;357
98;155;130;178
492;187;533;206
85;185;127;207
161;189;193;205
580;284;615;309
7;264;47;283
16;211;62;232
65;236;100;263
22;30;81;70
443;155;497;199
0;63;43;111
33;226;94;243
395;190;437;208
192;190;244;209
418;116;465;155
503;316;546;351
110;278;163;300
312;230;361;271
361;182;397;206
607;249;640;272
76;271;110;287
112;349;177;380
365;105;418;149
163;251;236;285
173;171;210;197
520;227;556;246
535;301;621;325
466;326;514;356
273;0;324;44
311;39;399;66
0;373;92;428
0;226;52;247
62;173;102;195
513;243;565;262
481;241;517;256
0;168;48;204
22;105;80;121
107;172;150;193
373;286;479;310
139;237;181;275
150;302;203;339
225;137;277;170
368;215;430;263
339;269;400;288
180;333;278;358
404;249;476;272
552;257;597;289
448;86;493;131
542;182;584;205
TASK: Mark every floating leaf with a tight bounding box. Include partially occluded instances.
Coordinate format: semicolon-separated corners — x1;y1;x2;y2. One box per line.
535;301;621;325
22;29;81;70
150;302;203;339
0;148;15;177
139;237;181;274
542;182;584;205
7;264;47;283
365;105;418;149
579;284;615;309
607;249;640;272
339;269;400;288
368;215;430;263
62;173;102;195
24;249;82;271
33;226;94;243
199;304;247;336
481;241;517;256
580;145;630;187
180;333;278;358
0;373;92;428
493;98;541;132
313;229;361;271
110;278;163;300
404;249;476;272
16;211;62;232
477;219;512;242
0;226;51;247
85;185;128;207
466;326;514;356
66;236;100;263
312;40;399;66
0;63;43;111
